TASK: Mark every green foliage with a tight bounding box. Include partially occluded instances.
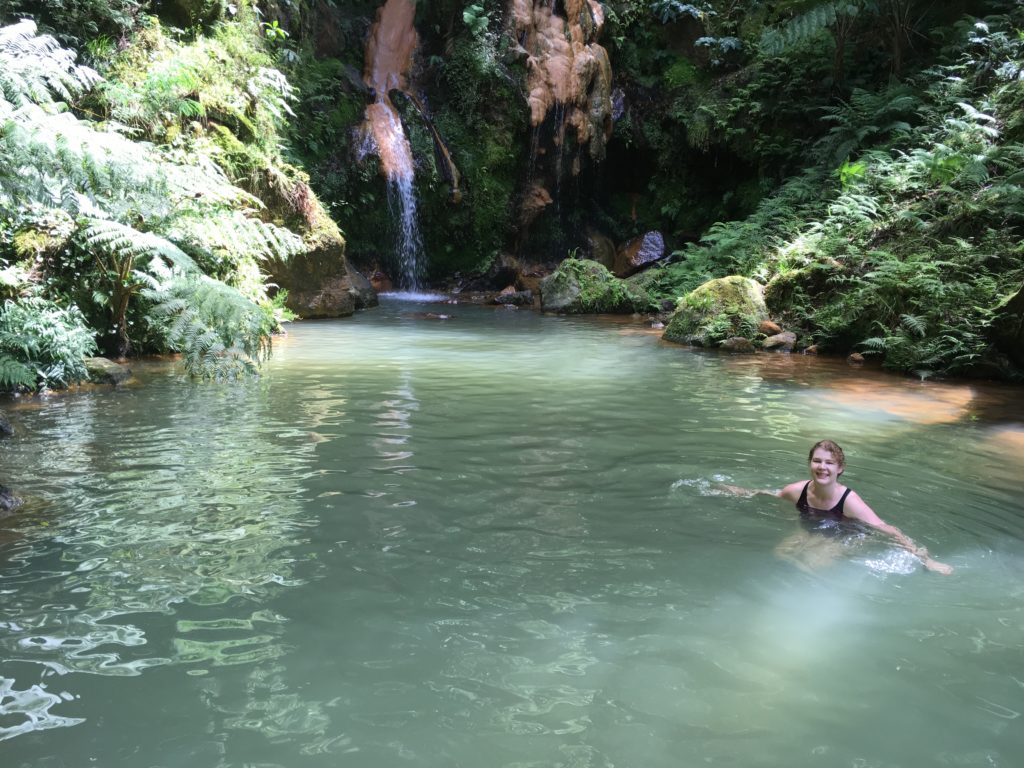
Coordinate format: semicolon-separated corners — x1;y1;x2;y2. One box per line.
0;0;142;46
0;19;307;380
145;275;274;379
759;1;860;56
0;296;97;391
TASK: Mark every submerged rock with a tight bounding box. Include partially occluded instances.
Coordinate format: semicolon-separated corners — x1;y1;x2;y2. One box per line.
663;276;768;347
0;410;12;438
85;357;131;386
0;484;22;515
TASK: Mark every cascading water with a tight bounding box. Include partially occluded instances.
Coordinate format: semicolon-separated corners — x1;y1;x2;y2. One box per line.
361;0;430;293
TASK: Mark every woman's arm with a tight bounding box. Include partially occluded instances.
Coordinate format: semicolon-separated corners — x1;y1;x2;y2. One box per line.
843;492;953;574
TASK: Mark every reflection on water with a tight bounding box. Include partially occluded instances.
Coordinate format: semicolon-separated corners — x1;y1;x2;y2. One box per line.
2;299;1024;766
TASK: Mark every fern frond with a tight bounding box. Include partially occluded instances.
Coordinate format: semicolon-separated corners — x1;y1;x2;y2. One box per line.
145;276;273;379
0;21;101;113
81;219;199;274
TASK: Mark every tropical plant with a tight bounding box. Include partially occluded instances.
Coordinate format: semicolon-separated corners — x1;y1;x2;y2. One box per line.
0;297;97;391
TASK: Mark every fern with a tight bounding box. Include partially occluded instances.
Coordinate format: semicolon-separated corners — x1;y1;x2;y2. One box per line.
0;20;101;114
0;297;97;391
145;276;274;379
760;1;860;56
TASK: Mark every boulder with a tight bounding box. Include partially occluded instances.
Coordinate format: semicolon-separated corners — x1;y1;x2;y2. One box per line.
539;258;647;314
763;331;797;352
84;357;131;386
759;319;783;335
613;231;665;277
720;337;756;353
663;276;768;347
847;352;865;365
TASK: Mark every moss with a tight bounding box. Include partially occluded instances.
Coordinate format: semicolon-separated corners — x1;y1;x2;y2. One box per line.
663;275;768;346
541;258;650;314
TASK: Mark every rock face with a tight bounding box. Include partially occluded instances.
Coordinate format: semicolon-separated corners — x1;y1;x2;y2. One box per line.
539;259;645;314
613;231;665;277
267;201;377;318
84;357;131;385
663;276;768;347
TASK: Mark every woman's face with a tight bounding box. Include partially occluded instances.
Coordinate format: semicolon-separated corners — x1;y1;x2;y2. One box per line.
809;448;843;484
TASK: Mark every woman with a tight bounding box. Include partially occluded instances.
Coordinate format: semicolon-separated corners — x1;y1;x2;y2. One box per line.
730;440;953;574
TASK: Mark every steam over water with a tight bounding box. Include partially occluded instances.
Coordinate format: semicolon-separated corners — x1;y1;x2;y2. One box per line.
2;300;1023;766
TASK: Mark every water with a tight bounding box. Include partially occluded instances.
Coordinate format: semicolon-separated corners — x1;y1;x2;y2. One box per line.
2;299;1023;767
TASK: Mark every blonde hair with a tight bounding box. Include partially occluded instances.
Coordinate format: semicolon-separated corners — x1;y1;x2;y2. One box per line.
809;440;846;474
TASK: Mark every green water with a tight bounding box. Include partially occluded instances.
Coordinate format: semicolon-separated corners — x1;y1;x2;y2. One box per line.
2;298;1023;767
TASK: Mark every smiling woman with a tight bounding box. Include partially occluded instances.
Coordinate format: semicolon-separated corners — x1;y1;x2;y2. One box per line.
777;440;954;574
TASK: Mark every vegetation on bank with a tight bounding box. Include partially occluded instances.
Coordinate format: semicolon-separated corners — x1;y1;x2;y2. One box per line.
0;4;307;390
2;1;1023;383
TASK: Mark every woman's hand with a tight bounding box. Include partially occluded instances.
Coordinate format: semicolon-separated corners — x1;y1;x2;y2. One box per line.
923;557;953;575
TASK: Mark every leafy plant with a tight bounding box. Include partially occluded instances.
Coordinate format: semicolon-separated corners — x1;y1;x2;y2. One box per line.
0;296;97;391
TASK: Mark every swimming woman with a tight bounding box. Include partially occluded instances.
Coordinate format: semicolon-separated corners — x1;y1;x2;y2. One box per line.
727;440;953;574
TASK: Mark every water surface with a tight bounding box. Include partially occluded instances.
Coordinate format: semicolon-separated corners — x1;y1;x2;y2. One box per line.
2;299;1022;767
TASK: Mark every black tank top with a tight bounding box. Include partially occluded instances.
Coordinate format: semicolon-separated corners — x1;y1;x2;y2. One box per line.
797;481;852;519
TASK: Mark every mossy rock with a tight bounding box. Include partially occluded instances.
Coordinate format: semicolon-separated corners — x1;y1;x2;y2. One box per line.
539;258;649;314
663;276;768;346
266;197;377;318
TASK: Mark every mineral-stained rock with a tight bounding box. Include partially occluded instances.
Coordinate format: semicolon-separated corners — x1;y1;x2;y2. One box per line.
759;319;783;335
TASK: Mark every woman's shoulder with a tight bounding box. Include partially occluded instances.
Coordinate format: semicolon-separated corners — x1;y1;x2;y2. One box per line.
778;480;807;501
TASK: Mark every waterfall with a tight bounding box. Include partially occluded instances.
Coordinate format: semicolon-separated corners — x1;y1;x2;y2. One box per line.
362;0;426;291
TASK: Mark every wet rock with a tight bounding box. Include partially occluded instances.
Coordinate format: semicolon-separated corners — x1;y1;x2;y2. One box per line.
0;484;22;515
759;319;783;335
804;345;820;355
663;276;768;347
0;410;12;438
763;331;797;352
493;289;534;307
847;352;865;365
369;269;393;293
613;231;665;277
84;357;131;386
720;337;756;353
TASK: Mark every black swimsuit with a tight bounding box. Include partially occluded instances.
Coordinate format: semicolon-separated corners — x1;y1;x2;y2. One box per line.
797;481;855;537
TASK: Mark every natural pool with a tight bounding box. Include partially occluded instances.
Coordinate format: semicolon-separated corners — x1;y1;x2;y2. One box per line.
2;297;1023;767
